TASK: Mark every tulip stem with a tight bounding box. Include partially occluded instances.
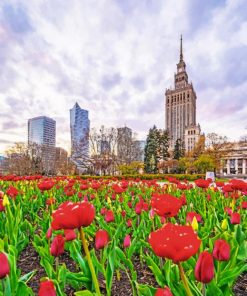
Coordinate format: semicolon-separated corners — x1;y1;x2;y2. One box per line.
1;280;4;293
178;262;193;296
202;283;206;296
80;227;101;296
55;257;59;279
216;261;220;283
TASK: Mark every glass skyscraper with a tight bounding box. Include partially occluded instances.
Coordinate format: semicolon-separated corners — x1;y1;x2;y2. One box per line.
28;116;56;146
70;103;90;159
28;116;56;174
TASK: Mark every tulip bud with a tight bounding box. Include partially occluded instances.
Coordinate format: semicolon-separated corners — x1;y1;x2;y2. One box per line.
3;194;9;206
123;235;131;248
105;210;114;223
0;199;5;212
38;279;56;296
46;227;52;239
191;216;198;231
149;209;155;219
0;252;10;279
195;251;214;283
221;219;228;230
127;219;132;227
241;201;247;209
155;287;173;296
95;229;109;250
64;229;77;241
121;210;126;217
213;239;230;261
230;212;241;224
50;235;65;257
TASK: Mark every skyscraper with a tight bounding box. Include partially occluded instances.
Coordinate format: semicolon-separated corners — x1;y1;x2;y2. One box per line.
117;127;132;164
28;116;56;174
165;36;201;152
70;102;90;160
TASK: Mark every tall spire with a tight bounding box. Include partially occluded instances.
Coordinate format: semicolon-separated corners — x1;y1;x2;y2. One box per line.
180;35;183;62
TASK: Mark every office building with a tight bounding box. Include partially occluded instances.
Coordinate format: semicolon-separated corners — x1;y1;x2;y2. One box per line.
28;116;56;174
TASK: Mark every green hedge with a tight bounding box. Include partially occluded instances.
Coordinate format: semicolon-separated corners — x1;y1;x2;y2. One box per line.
78;173;205;181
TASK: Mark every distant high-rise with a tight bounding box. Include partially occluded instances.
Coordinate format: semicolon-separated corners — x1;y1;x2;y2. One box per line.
70;102;90;159
28;116;56;174
117;127;132;163
28;116;56;146
165;36;201;151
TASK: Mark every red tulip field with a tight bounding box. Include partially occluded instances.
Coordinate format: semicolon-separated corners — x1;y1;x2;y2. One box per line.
0;175;246;296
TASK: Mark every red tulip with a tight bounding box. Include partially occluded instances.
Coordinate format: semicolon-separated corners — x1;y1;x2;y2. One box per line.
186;212;202;224
194;179;210;189
155;287;173;296
0;199;5;212
230;179;247;191
105;210;114;223
121;210;126;217
213;239;230;261
135;202;142;215
51;201;95;230
50;235;65;257
180;194;187;205
222;184;234;193
241;201;247;209
64;229;77;241
46;227;52;239
151;194;182;218
80;184;89;191
194;251;214;283
6;186;18;198
230;212;241;224
177;183;188;190
127;219;132;227
149;223;200;263
100;207;107;215
0;252;10;279
112;184;125;194
124;235;131;248
38;280;56;296
215;181;224;188
224;207;232;216
95;230;109;250
46;197;56;205
38;180;54;191
77;192;83;199
128;201;133;209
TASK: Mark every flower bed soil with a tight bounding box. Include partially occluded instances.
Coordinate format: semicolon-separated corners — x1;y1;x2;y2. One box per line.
17;244;246;295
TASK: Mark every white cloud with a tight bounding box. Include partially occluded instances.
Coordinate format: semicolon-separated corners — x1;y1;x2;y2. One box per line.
0;0;246;154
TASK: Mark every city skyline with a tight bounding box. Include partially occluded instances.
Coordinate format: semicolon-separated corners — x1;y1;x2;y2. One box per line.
0;0;247;154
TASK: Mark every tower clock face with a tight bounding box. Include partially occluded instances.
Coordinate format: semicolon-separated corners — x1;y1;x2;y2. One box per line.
178;68;183;73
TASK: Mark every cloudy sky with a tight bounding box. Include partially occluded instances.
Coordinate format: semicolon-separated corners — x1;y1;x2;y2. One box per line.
0;0;246;154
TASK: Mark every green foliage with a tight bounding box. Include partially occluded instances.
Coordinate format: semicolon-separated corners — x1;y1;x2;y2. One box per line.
194;154;216;173
118;161;143;175
144;126;169;174
178;157;195;174
0;175;245;295
173;138;184;160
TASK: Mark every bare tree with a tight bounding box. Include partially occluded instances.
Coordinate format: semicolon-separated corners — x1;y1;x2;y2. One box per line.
5;142;31;175
239;135;247;142
89;126;119;175
205;133;228;172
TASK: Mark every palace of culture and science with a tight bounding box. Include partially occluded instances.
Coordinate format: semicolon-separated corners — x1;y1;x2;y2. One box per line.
165;36;202;152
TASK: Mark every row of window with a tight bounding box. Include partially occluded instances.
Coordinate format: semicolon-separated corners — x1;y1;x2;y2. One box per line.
188;130;196;135
167;92;191;104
